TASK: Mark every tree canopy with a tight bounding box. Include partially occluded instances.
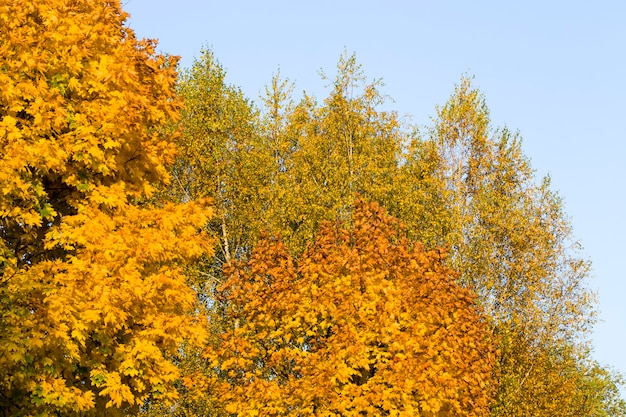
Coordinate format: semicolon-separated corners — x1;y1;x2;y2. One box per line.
1;1;624;416
158;49;624;417
200;200;497;417
0;1;212;415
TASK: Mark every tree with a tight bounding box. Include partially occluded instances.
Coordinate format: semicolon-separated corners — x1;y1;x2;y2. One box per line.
169;48;269;267
169;50;407;260
400;78;621;416
157;50;624;415
163;54;271;382
264;53;406;253
138;48;270;417
0;1;212;415
199;200;497;416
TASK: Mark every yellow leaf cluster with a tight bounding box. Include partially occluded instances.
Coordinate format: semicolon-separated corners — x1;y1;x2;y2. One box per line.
203;200;497;416
0;1;213;415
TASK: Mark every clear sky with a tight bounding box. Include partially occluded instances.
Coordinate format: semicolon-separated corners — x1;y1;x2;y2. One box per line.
124;0;625;377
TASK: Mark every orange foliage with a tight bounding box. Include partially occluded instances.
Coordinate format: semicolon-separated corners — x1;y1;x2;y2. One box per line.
202;200;497;416
0;1;212;415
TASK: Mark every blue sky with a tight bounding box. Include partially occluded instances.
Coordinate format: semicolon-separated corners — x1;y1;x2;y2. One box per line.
125;0;625;377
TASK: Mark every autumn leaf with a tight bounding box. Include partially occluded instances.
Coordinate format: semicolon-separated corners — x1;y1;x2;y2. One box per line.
0;1;213;415
202;200;498;417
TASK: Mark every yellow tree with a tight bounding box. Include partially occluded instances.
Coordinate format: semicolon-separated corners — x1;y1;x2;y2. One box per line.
169;52;407;262
169;48;268;266
0;1;212;415
260;53;406;253
200;200;497;416
400;78;621;416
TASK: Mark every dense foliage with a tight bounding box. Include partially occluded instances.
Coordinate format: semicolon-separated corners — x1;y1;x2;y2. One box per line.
0;1;212;415
157;50;624;417
1;2;624;416
202;200;497;416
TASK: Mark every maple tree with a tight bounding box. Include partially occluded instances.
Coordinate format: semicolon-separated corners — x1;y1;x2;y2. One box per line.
197;200;497;416
0;1;212;415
